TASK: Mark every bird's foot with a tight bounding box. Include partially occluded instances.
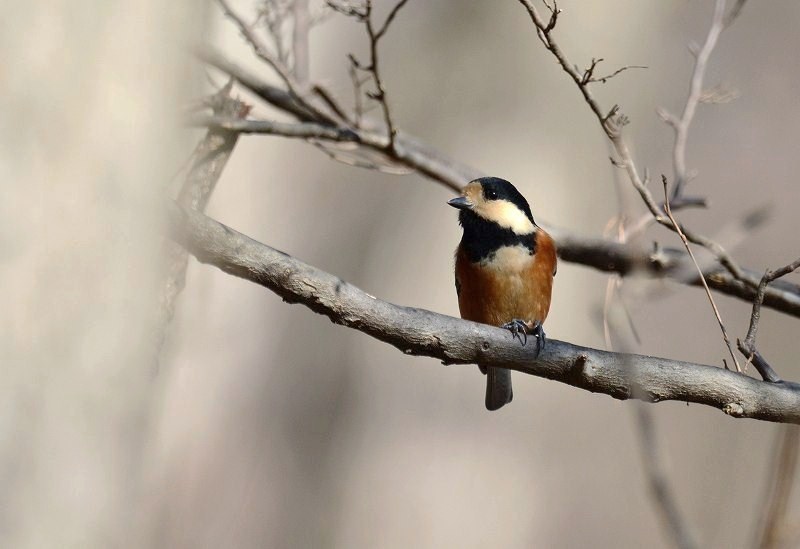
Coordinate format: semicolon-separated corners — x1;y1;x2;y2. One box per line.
530;320;546;356
501;319;529;346
501;320;546;355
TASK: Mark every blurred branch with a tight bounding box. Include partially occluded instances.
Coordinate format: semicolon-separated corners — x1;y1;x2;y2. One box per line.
292;0;310;83
169;203;800;424
657;0;748;199
156;83;248;357
755;425;800;549
605;272;696;549
634;405;698;549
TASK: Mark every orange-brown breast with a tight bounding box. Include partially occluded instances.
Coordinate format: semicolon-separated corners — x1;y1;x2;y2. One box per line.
455;228;556;328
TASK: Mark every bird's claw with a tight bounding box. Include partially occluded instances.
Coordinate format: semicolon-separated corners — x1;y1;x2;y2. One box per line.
530;320;546;356
501;319;546;356
501;319;529;346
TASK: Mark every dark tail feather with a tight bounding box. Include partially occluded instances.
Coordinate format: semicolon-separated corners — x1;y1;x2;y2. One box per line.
485;367;513;411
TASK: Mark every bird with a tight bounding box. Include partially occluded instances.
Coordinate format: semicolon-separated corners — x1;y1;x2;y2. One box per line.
448;177;557;411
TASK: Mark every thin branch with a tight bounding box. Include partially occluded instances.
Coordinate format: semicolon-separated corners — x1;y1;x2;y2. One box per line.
517;0;692;262
169;204;800;425
742;258;800;349
738;257;800;382
517;0;610;126
580;57;647;85
375;0;410;40
360;0;408;152
589;64;648;85
663;177;741;372
217;0;295;93
329;0;408;151
311;84;351;122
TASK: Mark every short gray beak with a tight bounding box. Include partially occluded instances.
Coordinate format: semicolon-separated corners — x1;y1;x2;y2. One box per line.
447;196;472;210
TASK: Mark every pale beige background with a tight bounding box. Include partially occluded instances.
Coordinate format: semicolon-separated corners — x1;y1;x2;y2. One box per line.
3;1;800;548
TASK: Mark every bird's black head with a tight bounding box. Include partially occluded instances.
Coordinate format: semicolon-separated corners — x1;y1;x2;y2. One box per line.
447;177;535;235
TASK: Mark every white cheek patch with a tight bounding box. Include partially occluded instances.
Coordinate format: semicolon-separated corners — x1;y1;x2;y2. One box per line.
478;200;535;235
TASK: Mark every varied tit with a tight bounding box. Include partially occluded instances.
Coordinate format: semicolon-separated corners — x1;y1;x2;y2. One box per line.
448;177;557;411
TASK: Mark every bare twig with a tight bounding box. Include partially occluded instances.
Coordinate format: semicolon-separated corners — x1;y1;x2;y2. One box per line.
331;0;409;151
580;57;647;85
169;203;800;424
362;0;407;152
517;0;615;128
737;257;800;382
217;0;295;93
374;0;409;40
663;177;741;371
589;64;648;85
742;259;800;350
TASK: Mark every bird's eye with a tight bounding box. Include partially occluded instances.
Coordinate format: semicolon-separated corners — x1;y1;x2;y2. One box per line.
485;189;498;200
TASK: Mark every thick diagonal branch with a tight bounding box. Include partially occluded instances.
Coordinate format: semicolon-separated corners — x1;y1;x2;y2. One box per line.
168;203;800;424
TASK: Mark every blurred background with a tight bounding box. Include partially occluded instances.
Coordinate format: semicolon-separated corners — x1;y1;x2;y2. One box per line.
3;1;800;547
